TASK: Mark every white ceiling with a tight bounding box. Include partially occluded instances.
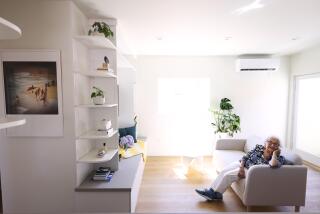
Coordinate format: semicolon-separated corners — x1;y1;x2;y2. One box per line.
74;0;320;56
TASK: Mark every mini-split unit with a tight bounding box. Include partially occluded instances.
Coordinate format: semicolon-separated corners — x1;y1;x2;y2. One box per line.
236;57;280;72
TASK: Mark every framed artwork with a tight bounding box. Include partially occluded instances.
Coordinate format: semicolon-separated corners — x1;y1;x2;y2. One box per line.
0;50;63;137
3;61;58;114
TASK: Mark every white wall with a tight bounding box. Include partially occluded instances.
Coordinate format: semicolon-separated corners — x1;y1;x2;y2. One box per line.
129;56;290;156
0;1;76;213
287;44;320;158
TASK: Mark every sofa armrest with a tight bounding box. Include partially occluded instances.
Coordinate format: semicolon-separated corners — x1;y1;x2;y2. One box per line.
243;165;307;206
215;139;246;151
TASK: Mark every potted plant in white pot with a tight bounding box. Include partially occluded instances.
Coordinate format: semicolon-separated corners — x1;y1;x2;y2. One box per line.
88;21;114;38
91;86;105;105
211;98;241;138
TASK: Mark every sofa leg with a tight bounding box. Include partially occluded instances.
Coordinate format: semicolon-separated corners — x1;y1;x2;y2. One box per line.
294;206;300;212
246;206;251;212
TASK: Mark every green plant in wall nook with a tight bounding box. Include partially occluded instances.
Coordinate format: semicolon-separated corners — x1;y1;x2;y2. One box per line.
88;21;114;38
210;98;241;137
91;86;105;105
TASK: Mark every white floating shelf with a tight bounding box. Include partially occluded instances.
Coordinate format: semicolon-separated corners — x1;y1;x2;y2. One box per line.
0;17;22;40
0;118;26;130
74;35;116;49
77;148;118;163
75;70;117;78
75;104;118;108
78;130;118;140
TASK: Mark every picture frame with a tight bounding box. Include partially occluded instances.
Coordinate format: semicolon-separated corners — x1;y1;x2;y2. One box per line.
0;50;63;137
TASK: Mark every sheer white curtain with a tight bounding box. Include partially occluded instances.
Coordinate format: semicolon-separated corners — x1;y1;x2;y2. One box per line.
294;74;320;165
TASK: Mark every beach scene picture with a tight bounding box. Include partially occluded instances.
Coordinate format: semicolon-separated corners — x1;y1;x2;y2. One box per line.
3;61;59;114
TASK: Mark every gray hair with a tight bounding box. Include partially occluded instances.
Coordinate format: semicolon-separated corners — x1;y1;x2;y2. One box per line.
265;136;280;146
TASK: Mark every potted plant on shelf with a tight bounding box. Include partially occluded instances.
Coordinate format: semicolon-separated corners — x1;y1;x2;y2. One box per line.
91;86;105;105
88;21;114;38
211;98;241;138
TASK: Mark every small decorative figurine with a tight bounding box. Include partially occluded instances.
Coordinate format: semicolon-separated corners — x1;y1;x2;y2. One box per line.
97;56;109;71
97;143;107;158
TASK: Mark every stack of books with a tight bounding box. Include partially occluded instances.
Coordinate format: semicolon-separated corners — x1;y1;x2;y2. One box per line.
92;167;114;182
92;167;110;181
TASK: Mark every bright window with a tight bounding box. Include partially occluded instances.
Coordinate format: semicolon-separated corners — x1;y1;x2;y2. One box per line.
294;74;320;164
158;78;212;156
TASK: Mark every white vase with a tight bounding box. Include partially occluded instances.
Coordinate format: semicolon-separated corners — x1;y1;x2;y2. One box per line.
92;96;105;105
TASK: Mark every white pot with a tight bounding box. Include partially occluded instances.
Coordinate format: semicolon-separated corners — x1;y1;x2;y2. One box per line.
92;96;105;105
97;119;112;131
218;132;233;139
91;31;104;37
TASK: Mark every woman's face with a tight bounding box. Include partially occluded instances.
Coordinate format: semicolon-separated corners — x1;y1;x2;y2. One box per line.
265;139;279;153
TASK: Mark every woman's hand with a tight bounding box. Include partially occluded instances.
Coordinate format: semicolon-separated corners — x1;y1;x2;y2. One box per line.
273;149;281;156
238;167;245;179
269;150;280;167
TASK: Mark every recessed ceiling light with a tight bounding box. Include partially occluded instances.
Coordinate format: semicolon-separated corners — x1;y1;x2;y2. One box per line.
291;37;300;41
225;36;232;41
156;36;163;41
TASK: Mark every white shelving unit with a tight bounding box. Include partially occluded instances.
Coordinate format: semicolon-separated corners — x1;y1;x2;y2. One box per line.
77;148;118;163
75;70;117;78
75;104;118;108
0;118;26;130
74;35;116;49
73;19;119;189
73;17;142;213
78;130;118;140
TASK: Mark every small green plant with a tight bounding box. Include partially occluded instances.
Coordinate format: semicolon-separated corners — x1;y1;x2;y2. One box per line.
88;22;114;38
91;86;104;98
211;98;241;137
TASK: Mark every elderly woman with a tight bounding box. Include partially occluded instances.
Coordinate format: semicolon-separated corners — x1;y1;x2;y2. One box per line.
196;136;287;201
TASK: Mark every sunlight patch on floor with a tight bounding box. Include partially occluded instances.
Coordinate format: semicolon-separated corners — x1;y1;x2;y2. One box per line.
172;156;217;180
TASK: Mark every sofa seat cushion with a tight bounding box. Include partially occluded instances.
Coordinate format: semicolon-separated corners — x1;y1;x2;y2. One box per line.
213;150;245;173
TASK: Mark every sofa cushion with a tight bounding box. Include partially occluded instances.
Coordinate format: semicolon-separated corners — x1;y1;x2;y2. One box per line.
213;150;245;173
244;136;263;153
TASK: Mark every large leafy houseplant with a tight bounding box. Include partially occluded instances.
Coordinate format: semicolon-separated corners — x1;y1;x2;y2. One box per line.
211;98;241;137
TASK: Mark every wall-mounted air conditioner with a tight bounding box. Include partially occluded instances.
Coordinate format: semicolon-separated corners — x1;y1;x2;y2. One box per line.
236;58;280;72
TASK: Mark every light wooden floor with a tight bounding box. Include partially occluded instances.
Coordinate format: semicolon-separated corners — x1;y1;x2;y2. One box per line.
136;156;320;213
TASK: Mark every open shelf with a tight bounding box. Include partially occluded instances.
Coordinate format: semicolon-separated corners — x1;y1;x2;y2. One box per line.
77;148;118;164
74;35;116;49
78;130;118;140
75;70;117;78
75;104;118;108
76;154;143;191
0;118;26;130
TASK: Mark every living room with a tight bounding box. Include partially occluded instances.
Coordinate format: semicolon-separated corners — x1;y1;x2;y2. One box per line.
0;0;319;213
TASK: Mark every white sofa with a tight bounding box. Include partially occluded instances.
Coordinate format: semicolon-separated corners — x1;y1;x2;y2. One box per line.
213;137;308;212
